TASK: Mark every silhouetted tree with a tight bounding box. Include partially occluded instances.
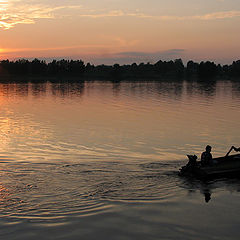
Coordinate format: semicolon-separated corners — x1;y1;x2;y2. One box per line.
198;61;217;78
230;60;240;77
0;58;240;82
186;60;199;77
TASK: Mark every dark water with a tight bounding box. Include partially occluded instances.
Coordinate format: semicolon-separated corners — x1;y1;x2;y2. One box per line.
0;80;240;239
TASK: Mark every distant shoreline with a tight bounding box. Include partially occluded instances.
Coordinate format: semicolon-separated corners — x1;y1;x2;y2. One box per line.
0;58;240;82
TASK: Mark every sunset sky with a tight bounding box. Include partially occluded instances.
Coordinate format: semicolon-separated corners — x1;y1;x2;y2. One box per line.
0;0;240;64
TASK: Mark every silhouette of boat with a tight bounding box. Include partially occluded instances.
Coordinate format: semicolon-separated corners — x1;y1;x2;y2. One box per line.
179;154;240;178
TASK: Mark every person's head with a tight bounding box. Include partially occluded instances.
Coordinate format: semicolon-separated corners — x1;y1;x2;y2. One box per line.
206;145;212;153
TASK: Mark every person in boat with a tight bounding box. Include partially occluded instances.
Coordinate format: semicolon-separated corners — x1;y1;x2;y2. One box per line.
201;145;213;166
225;146;240;156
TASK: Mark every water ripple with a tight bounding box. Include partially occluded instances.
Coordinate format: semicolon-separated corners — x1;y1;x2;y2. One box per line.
0;160;182;223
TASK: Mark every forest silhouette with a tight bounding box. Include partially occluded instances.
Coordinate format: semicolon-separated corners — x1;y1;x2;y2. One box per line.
0;58;240;82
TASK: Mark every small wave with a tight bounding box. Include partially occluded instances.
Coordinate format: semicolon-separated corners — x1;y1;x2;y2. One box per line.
0;160;184;223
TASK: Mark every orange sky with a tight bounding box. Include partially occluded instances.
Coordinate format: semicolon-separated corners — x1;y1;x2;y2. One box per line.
0;0;240;64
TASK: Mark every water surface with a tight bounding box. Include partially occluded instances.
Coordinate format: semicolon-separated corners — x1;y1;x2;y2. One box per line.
0;80;240;239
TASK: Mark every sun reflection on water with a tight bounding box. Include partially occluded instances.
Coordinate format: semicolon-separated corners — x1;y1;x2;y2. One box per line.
0;184;9;201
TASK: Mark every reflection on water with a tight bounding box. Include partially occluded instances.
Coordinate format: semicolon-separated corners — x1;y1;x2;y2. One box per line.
1;80;239;162
186;80;217;98
0;80;240;239
179;175;240;204
1;159;240;239
1;79;240;99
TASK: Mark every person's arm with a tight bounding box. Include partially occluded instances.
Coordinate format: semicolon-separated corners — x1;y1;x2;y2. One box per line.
233;146;240;152
225;146;234;157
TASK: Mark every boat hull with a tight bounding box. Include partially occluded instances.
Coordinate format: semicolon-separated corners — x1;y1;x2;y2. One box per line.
179;154;240;178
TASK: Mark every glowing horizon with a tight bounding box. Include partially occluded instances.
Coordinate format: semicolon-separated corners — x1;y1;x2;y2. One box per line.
0;0;240;65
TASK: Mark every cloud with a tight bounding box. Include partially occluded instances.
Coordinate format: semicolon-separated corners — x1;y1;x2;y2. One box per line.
0;0;82;30
194;11;240;20
78;10;240;21
141;11;240;21
117;49;185;58
89;49;186;65
1;0;240;31
0;44;112;57
0;46;186;65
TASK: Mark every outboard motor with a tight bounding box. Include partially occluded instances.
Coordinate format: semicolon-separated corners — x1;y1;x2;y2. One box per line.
186;155;197;167
179;155;198;176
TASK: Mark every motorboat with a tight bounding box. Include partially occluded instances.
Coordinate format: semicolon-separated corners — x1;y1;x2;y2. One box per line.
179;154;240;178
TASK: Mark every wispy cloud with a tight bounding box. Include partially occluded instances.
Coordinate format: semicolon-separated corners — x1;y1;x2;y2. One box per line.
0;46;186;64
0;0;82;30
78;10;240;21
116;49;185;58
1;0;240;30
89;49;186;65
194;11;240;20
0;44;113;56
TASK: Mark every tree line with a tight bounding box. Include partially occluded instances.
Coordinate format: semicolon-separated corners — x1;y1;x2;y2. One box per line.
0;58;240;81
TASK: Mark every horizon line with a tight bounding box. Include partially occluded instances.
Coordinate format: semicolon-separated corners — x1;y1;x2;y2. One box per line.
1;57;239;67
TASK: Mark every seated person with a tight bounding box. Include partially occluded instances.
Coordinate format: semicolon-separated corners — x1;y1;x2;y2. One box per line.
201;145;213;166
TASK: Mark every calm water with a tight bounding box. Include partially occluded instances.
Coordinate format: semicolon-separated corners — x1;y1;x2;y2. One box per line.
0;80;240;239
